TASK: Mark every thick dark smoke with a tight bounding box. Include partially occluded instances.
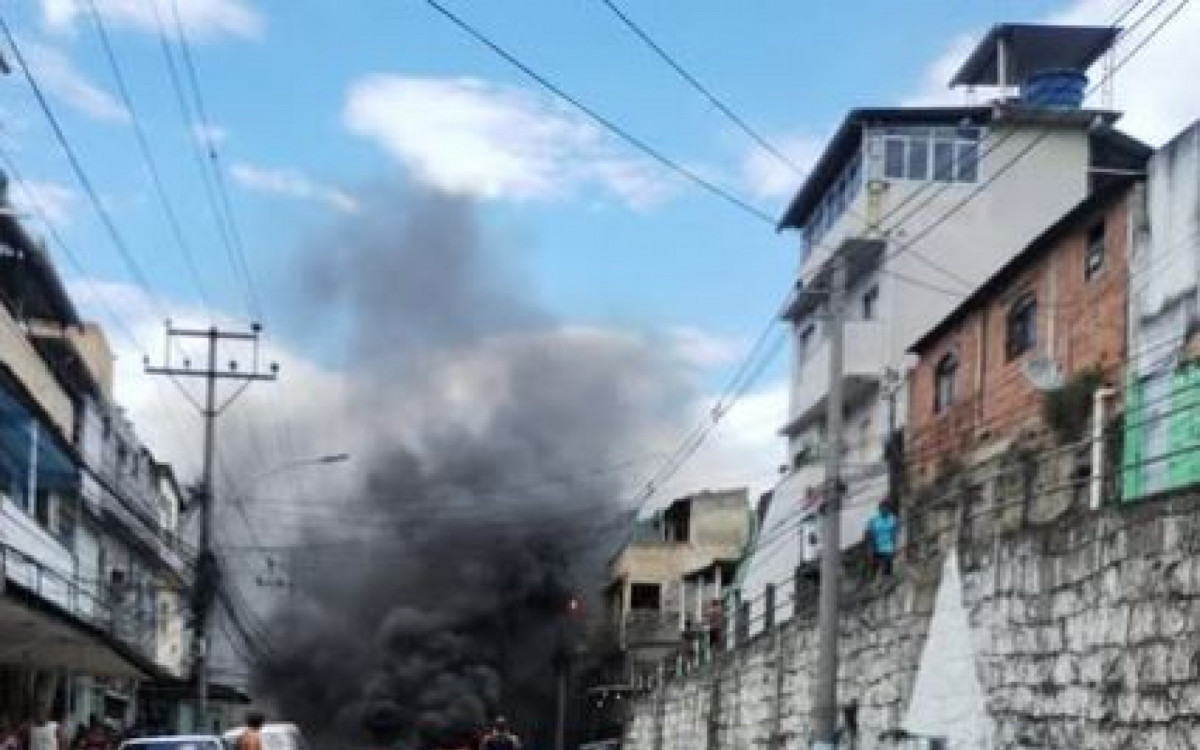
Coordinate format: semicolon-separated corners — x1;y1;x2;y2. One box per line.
253;189;689;749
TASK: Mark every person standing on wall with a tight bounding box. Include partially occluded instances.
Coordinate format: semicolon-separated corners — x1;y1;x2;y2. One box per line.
866;500;899;578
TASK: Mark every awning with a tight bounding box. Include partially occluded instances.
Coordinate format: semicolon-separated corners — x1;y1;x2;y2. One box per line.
0;583;149;678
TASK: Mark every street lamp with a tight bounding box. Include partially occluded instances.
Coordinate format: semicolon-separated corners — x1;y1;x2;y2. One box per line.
249;453;351;486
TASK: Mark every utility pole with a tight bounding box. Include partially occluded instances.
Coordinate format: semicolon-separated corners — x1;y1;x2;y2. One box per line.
554;652;568;750
812;254;846;749
882;366;902;507
145;323;278;725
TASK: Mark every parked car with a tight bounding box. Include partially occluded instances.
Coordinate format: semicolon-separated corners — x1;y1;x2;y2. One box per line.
119;735;231;750
223;723;308;750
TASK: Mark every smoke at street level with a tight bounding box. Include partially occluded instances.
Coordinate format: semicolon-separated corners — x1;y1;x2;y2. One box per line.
252;189;691;749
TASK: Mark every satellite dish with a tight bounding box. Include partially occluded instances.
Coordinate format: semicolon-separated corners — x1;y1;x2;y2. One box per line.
1021;354;1063;391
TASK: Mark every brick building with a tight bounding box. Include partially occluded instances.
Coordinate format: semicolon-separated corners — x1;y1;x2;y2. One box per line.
907;178;1139;484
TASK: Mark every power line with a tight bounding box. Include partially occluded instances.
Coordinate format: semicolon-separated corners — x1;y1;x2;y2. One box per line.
880;0;1176;273
163;0;263;321
596;0;803;175
874;0;1159;236
0;15;169;320
159;0;310;530
422;0;777;226
83;0;214;317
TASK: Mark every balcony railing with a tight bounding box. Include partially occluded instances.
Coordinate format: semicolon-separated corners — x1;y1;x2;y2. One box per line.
0;542;161;663
623;610;682;647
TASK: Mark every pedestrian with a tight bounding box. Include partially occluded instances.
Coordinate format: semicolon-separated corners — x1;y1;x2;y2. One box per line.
77;716;109;750
704;597;724;652
236;713;265;750
478;717;520;750
29;711;64;750
0;715;22;750
866;500;899;578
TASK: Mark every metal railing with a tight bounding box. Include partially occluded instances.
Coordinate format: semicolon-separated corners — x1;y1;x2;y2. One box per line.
0;541;160;662
1;541;114;626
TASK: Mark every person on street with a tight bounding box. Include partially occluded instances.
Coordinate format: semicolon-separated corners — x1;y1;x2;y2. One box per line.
478;717;520;750
76;716;108;750
236;713;266;750
866;500;899;578
29;712;64;750
0;715;23;750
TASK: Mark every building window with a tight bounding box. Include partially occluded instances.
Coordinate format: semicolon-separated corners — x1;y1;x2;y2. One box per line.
630;583;661;611
803;155;864;254
1006;293;1038;360
884;138;906;179
862;285;879;320
934;352;958;414
798;324;816;361
1085;221;1106;280
879;126;981;183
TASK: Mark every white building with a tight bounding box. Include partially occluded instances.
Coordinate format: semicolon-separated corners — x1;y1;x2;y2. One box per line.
0;177;196;732
737;24;1151;625
1122;119;1200;499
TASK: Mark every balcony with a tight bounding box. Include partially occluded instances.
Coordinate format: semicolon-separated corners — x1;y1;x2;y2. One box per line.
623;609;681;648
783;319;885;436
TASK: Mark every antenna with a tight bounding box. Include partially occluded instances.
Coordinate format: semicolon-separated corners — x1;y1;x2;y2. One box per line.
1021;353;1063;391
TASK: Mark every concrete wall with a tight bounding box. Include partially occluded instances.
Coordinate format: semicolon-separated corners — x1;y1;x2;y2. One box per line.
0;303;73;441
623;490;1200;750
1124;120;1200;500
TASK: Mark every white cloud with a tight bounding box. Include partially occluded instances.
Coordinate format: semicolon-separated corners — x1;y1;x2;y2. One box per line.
904;1;1200;145
230;162;360;214
193;122;228;145
20;40;128;123
663;326;744;369
903;33;981;107
12;179;77;225
41;0;263;41
740;133;827;199
649;379;789;507
342;75;672;206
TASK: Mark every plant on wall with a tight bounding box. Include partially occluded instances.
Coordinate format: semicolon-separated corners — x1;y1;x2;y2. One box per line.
1043;366;1105;442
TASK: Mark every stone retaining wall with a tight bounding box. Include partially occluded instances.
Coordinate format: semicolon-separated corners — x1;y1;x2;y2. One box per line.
623;492;1200;750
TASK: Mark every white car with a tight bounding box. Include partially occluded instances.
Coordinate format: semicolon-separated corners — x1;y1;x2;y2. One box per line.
119;735;231;750
224;723;308;750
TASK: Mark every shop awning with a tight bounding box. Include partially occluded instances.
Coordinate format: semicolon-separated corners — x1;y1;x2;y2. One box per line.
0;577;150;678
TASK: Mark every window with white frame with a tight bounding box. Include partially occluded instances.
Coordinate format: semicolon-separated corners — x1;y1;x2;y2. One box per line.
880;126;981;183
802;155;863;254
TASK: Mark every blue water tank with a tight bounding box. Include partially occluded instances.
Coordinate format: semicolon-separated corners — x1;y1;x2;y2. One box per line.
1020;69;1088;108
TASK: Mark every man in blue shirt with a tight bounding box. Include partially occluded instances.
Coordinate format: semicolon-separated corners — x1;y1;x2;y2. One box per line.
866;501;899;578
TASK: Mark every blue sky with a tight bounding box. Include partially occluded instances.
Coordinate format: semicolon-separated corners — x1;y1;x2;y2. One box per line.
0;1;1074;347
2;0;1199;492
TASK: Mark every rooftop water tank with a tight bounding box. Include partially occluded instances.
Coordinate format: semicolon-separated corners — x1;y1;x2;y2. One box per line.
1020;69;1088;108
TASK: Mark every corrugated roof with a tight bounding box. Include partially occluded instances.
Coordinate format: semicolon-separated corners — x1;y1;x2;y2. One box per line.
950;24;1120;88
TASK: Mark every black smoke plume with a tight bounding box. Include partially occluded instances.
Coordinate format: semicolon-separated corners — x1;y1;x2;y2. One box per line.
251;190;689;749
